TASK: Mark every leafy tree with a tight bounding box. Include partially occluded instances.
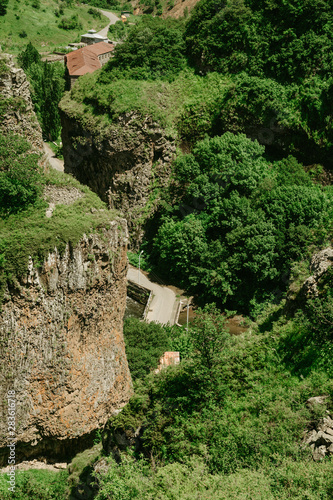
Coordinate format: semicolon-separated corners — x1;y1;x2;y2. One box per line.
123;317;170;380
0;0;8;16
108;20;131;41
17;42;41;70
101;16;186;81
188;303;229;371
18;45;65;140
0;133;43;216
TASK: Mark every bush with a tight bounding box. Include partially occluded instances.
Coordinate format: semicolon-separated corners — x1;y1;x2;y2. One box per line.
88;6;101;18
58;14;82;30
123;317;170;380
0;469;68;499
0;133;43;216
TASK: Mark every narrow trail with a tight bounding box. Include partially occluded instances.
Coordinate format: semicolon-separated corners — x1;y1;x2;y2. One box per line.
43;142;64;172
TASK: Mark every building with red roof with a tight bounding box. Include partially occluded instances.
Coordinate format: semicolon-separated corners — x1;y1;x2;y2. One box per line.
65;42;114;88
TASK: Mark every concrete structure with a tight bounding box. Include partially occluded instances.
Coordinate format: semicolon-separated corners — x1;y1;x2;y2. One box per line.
81;31;109;45
65;42;114;88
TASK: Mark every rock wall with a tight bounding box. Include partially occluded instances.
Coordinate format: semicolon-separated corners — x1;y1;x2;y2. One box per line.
302;247;333;296
60;110;176;245
0;53;45;163
0;220;132;465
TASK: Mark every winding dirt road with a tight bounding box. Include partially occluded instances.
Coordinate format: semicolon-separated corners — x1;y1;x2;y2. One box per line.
127;266;179;325
97;10;120;38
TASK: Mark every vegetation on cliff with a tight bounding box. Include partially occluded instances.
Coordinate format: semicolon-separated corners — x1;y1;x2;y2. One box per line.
1;0;333;498
0;116;118;309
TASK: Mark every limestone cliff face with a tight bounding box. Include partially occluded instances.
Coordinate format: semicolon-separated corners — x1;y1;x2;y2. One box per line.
0;220;132;464
60;110;176;244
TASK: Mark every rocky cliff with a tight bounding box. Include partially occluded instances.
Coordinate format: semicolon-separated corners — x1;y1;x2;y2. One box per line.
0;220;132;465
0;52;45;163
60;108;176;245
0;54;133;466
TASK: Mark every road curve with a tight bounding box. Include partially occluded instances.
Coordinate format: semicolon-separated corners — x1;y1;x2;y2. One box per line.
127;266;179;325
97;10;120;38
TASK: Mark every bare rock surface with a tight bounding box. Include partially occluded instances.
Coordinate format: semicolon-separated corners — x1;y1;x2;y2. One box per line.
303;397;333;461
60;109;176;245
0;53;46;165
303;247;333;296
0;220;133;465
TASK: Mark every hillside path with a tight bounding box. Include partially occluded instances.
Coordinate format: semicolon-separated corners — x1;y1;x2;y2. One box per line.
97;10;120;38
43;142;64;172
127;266;179;325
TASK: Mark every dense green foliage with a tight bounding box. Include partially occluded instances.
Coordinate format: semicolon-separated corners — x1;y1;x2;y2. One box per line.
95;455;333;500
0;0;8;15
185;0;333;82
58;13;82;30
0;133;43;216
98;304;333;498
101;16;186;81
0;469;68;499
18;43;65;139
17;41;40;69
123;317;170;380
108;19;131;41
150;133;332;313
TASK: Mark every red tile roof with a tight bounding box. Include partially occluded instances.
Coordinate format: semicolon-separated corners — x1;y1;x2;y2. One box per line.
86;41;114;56
65;42;114;76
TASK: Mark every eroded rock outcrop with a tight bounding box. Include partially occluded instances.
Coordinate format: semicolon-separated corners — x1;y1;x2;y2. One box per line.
303;397;333;461
60;109;176;244
0;220;132;465
0;53;45;162
302;247;333;297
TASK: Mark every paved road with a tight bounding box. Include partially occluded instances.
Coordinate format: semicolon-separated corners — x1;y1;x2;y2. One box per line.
127;266;179;325
97;10;120;38
43;142;64;172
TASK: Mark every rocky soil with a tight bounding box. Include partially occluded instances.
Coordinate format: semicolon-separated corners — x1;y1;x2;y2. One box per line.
303;397;333;461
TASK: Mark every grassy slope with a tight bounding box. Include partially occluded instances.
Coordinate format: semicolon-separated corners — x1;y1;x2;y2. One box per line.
0;0;110;54
60;69;231;136
0;168;119;305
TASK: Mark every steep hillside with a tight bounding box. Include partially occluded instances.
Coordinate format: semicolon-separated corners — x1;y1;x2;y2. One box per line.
0;0;108;54
0;53;132;465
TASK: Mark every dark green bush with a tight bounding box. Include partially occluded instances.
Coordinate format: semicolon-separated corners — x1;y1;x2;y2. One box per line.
150;133;331;313
58;14;82;30
102;16;186;82
0;133;43;216
123;317;170;380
